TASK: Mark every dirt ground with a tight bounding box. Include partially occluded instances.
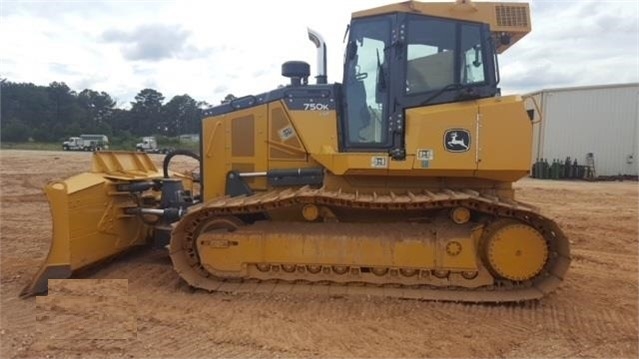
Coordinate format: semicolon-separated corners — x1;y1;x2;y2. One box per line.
1;149;637;358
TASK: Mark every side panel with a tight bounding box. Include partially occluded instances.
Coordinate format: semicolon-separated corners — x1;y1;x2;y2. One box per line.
287;105;338;155
405;100;478;172
202;105;268;200
202;114;226;199
524;92;544;164
267;102;308;164
305;96;532;183
477;96;532;181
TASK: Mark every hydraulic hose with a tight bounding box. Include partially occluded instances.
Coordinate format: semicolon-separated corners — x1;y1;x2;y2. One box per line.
162;149;201;179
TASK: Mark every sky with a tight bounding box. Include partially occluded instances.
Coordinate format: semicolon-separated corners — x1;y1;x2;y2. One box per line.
1;0;637;108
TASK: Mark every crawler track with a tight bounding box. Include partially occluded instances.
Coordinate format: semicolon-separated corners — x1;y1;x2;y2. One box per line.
170;187;571;303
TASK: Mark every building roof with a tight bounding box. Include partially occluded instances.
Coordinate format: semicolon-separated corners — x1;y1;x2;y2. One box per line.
524;82;639;97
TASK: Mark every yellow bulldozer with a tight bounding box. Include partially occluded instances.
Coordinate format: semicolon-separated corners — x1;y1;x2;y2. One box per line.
22;0;570;302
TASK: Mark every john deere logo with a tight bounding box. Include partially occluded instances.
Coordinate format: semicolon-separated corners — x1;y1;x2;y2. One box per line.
444;129;471;153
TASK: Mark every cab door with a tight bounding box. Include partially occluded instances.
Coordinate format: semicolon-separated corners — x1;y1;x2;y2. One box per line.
340;15;393;152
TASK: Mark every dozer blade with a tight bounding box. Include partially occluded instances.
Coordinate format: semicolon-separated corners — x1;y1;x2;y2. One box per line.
21;152;163;297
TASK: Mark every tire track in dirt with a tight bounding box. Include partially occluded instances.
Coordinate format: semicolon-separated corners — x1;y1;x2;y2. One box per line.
1;294;35;331
134;301;289;358
2;151;637;358
1;194;46;203
11;252;638;358
85;254;637;357
572;250;637;272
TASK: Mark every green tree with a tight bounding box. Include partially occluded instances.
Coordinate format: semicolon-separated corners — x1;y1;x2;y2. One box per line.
1;119;32;142
221;94;236;104
161;94;201;136
46;82;83;139
108;108;132;134
1;81;54;134
130;88;164;135
78;89;116;132
0;80;212;143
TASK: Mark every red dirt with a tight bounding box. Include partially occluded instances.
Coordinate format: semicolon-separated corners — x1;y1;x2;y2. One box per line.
1;150;637;358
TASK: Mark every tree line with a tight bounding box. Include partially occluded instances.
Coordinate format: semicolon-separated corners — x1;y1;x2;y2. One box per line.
0;80;237;143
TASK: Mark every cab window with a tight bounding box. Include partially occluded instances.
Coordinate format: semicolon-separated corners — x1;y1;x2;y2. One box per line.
405;18;456;94
343;17;391;146
405;17;487;94
460;24;486;84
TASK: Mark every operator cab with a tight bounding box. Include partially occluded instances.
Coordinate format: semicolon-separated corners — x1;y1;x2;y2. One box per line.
341;13;499;157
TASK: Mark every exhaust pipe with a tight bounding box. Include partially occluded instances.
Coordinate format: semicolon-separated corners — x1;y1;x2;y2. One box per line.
307;28;327;84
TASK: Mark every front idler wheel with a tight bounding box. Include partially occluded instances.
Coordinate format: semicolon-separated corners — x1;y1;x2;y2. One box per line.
482;220;549;282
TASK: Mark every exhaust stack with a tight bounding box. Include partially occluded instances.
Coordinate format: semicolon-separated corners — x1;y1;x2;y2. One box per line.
307;28;327;84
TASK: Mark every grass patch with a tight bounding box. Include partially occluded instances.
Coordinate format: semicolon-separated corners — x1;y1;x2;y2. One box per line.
0;142;62;151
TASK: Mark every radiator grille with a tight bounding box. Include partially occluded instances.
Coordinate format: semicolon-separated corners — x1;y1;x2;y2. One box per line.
495;5;529;27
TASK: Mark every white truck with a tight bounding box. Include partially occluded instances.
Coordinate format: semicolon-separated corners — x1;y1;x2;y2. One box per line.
136;136;171;154
62;134;109;151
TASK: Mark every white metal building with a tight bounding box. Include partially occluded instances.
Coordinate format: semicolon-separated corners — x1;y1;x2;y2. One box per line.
524;83;639;177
